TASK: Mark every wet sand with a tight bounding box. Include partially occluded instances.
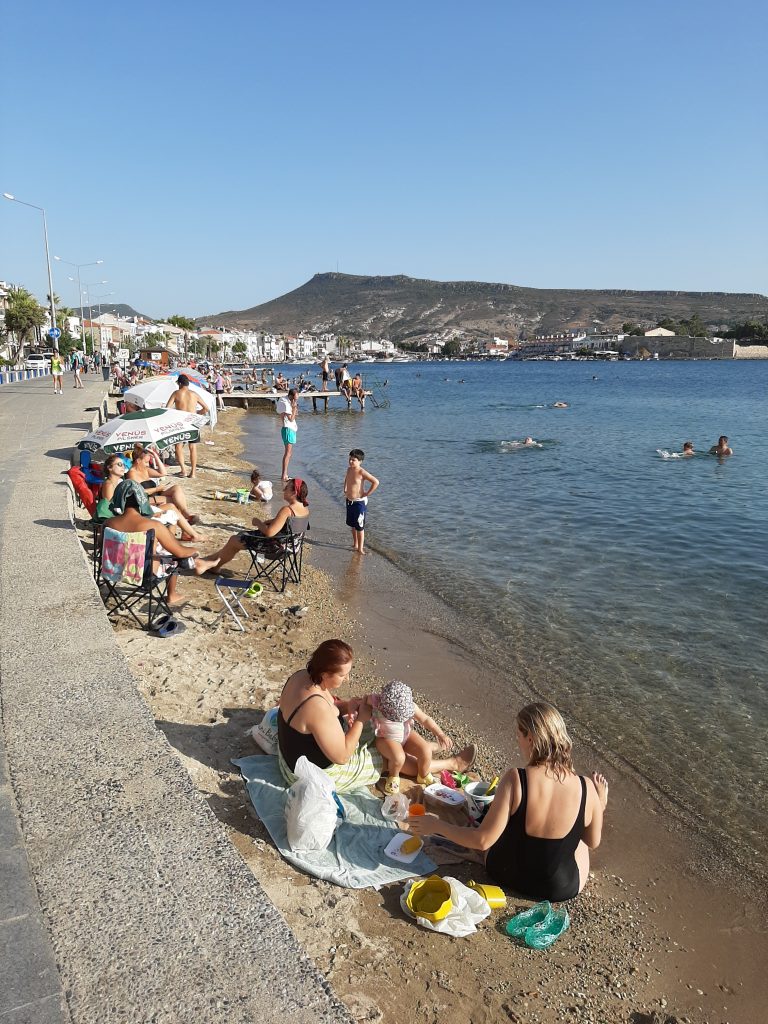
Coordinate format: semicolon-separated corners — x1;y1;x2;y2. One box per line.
90;407;766;1024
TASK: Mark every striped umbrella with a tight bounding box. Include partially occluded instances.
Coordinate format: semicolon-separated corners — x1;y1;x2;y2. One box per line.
166;366;208;387
77;408;200;454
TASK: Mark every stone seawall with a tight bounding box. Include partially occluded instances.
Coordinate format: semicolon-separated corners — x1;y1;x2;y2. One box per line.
619;336;736;359
734;343;768;358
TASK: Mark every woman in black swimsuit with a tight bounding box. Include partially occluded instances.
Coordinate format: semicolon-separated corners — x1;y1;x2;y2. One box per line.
277;639;477;792
194;478;309;575
409;702;609;901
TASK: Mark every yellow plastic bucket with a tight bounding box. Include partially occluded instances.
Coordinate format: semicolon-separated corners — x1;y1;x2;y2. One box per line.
467;880;507;909
406;875;453;923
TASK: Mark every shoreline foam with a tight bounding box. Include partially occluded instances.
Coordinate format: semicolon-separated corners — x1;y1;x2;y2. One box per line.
109;406;767;1023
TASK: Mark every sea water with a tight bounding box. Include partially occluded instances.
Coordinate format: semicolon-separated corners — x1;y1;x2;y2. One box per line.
244;360;768;862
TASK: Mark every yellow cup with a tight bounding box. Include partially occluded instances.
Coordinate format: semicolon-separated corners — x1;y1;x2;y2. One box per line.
467;880;507;909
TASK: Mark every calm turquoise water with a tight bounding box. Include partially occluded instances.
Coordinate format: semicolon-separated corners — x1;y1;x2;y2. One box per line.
249;360;768;859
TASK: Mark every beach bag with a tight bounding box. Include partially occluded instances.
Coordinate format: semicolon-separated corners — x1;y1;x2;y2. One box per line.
250;707;279;754
285;755;339;853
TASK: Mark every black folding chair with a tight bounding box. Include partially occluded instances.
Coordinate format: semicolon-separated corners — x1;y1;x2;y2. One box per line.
242;518;309;592
98;527;176;630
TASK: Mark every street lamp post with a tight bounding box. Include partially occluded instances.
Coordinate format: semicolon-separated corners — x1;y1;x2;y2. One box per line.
54;256;103;355
3;192;57;352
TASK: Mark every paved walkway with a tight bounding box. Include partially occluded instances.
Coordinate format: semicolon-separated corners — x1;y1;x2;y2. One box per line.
0;375;352;1024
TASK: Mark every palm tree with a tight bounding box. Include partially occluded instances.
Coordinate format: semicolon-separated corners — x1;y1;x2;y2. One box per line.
4;286;46;360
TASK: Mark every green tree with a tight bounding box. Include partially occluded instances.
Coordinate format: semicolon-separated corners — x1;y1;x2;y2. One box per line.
721;319;768;341
141;331;170;347
232;341;247;357
167;315;196;331
443;339;461;356
4;286;46;358
622;322;645;336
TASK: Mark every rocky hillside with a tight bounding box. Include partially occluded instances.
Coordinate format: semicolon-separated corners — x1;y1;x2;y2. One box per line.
200;273;768;342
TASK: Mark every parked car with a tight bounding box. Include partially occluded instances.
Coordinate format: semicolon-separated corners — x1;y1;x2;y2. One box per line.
25;356;51;371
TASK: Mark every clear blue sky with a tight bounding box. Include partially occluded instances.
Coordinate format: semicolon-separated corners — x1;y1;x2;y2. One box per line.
2;0;766;319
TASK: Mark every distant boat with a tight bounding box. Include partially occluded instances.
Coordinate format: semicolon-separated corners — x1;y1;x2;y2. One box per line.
376;356;394;362
392;355;411;363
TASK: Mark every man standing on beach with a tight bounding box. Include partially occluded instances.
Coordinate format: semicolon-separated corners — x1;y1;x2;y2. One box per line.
277;387;298;480
166;373;207;478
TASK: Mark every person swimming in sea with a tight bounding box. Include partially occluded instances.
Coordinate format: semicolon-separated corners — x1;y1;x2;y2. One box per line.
553;401;569;408
709;435;733;457
503;437;543;450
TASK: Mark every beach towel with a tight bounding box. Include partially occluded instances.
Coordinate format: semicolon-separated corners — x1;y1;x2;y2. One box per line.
233;754;436;889
277;739;383;793
101;528;147;587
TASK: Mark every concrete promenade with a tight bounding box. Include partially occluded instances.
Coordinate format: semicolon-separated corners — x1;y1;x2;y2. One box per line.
0;375;352;1023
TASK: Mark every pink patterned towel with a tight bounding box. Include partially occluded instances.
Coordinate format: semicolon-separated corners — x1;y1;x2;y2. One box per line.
101;528;147;587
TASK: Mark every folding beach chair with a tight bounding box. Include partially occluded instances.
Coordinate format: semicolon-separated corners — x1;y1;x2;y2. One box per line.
243;518;309;593
98;526;175;630
215;577;251;631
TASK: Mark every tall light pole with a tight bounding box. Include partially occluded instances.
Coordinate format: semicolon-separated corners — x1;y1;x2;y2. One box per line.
3;192;57;352
54;256;103;354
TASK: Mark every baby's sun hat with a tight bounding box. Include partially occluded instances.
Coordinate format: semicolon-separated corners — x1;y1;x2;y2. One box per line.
378;680;415;723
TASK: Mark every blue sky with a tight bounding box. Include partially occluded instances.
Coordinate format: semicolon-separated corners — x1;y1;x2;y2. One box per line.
2;0;766;319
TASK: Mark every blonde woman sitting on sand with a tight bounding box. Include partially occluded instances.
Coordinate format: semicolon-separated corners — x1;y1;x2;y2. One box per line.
409;702;609;902
194;478;309;575
275;639;477;794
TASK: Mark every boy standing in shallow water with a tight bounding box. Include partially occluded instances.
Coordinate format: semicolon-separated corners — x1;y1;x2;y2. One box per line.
343;448;379;554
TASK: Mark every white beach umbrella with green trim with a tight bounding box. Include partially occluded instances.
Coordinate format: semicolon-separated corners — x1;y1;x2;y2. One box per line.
77;408;201;454
122;376;217;428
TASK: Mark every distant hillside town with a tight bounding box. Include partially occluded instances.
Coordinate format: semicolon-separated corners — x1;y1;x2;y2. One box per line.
2;275;767;366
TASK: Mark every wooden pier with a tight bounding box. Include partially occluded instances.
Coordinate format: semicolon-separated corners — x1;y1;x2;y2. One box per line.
220;389;371;412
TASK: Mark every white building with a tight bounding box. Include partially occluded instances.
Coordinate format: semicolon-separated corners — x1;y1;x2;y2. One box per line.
644;327;676;337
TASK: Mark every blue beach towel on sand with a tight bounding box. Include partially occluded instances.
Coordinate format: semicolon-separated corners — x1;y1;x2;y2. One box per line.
233;754;436;889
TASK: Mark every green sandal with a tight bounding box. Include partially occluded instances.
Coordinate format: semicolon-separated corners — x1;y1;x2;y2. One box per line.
525;906;570;949
505;901;552;938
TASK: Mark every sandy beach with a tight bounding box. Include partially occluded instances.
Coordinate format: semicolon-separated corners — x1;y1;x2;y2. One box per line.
83;406;767;1024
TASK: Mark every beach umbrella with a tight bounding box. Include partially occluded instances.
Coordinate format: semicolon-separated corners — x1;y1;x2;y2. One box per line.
77;408;201;454
166;366;208;387
122;376;217;428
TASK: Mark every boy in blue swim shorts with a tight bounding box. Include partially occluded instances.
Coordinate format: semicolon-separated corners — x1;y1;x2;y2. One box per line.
343;448;379;555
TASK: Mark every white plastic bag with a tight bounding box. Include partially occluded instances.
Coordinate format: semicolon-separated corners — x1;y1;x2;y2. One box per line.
285;755;339;853
400;877;491;937
249;707;279;754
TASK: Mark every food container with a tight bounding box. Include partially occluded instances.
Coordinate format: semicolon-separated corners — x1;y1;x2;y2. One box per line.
405;875;453;922
464;780;496;820
424;782;466;807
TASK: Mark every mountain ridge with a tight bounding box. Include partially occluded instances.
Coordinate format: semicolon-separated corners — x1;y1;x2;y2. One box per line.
197;272;768;342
